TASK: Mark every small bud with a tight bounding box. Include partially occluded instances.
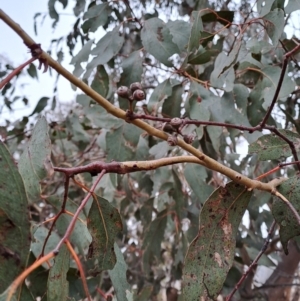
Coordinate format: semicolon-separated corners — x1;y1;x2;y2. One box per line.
130;82;143;92
170;117;182;128
132;89;145;101
183;134;195;144
117;86;131;99
167;135;178;146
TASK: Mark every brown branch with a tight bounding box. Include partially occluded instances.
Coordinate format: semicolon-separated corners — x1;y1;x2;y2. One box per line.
65;240;91;301
54;170;106;251
265;125;300;164
1;9;299;212
5;251;56;301
0;57;36;89
41;175;70;256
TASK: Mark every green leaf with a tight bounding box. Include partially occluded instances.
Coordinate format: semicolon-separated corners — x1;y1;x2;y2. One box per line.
166;20;191;53
184;164;213;204
188;46;211;65
70;39;94;65
162;81;183;118
65;114;90;146
87;196;123;271
82;3;110;33
73;0;86;16
47;244;69;301
108;243;131;301
84;26;124;79
141;18;179;67
285;0;300;13
212;38;243;77
119;51;143;88
257;0;276;16
58;0;68;8
182;182;252;300
147;79;172;113
18;117;52;204
149;141;171;159
188;11;204;52
31;226;61;266
248;130;300;160
187;81;212;121
27;63;38;79
263;9;285;46
0;141;31;293
48;197;92;255
29;97;49;116
106;123;140;161
84;104;123;129
171;170;186;221
142;209;168;274
273;176;300;253
260;66;295;111
91;65;109;97
48;0;59;21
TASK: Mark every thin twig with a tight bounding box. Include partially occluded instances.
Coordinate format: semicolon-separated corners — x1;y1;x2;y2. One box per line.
226;221;277;301
54;170;106;251
0;57;36;89
41;175;70;256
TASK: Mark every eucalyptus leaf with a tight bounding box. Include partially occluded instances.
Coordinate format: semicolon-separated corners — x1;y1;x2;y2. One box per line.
141;18;179;67
18;117;52;204
182;183;252;300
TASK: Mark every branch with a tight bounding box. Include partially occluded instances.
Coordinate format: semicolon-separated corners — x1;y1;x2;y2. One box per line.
0;9;271;191
5;252;56;301
0;57;36;89
260;43;300;127
226;221;277;301
54;170;106;251
3;171;105;301
65;240;91;301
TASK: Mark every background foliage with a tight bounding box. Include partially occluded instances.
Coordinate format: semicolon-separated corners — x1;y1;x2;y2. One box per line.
2;0;300;300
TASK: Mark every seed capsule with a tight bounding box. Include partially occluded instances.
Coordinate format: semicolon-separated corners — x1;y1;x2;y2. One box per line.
170;117;183;128
132;89;145;101
130;82;143;92
183;134;195;144
117;86;131;99
167;135;178;146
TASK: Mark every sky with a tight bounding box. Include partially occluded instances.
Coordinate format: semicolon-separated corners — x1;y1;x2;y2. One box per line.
0;0;78;121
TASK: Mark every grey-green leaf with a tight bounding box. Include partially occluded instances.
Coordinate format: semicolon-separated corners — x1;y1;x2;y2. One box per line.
18;117;52;204
119;51;143;88
108;243;131;301
47;244;69;301
70;39;94;65
0;141;31;293
141;18;179;67
263;9;285;46
182;182;252;300
188;11;204;52
273;176;300;254
147;79;173;113
91;65;109;97
84;26;124;79
29;97;49;116
81;3;110;33
166;20;191;53
142;209;168;274
87;196;123;271
248;130;300;160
